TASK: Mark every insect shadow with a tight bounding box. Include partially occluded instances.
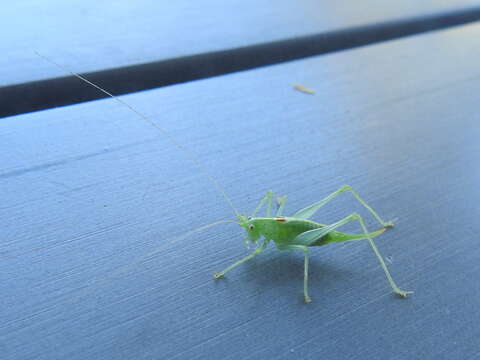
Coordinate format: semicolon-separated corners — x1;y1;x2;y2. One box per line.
222;251;357;303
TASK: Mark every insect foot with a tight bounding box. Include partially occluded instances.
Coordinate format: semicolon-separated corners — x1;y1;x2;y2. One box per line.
339;184;352;192
304;296;312;303
396;290;414;298
213;272;224;279
384;221;395;229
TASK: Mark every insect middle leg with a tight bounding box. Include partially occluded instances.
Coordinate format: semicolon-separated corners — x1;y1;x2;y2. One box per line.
276;195;288;216
283;244;311;302
252;191;288;217
252;191;273;217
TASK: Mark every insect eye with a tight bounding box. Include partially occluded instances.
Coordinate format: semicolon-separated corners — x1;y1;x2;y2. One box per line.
248;224;255;230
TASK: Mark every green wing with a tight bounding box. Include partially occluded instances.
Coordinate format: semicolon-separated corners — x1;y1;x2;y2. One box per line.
293;227;386;247
292;224;338;246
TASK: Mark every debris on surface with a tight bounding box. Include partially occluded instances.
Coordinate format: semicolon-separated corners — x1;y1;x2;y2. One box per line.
293;84;315;95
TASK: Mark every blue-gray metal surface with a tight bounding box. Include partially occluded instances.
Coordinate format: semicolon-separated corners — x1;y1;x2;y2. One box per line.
1;21;480;360
2;0;480;86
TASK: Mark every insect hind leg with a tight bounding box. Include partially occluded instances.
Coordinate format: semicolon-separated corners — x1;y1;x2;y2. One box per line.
291;213;412;298
340;185;394;228
351;213;412;297
293;185;393;228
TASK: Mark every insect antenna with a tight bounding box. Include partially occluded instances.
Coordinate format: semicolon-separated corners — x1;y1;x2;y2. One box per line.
58;219;239;305
35;51;241;218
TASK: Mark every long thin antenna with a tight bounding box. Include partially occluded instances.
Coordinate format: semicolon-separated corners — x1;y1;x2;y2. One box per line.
27;220;237;307
35;51;241;218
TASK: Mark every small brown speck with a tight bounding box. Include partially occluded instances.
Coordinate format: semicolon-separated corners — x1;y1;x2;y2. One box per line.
293;84;315;95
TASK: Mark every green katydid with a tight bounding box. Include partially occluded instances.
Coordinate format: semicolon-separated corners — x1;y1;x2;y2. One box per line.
215;187;412;302
38;53;413;303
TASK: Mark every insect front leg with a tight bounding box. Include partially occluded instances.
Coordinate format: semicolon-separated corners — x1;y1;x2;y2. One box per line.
284;245;311;303
213;240;268;279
